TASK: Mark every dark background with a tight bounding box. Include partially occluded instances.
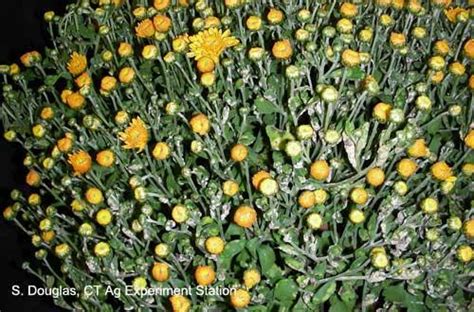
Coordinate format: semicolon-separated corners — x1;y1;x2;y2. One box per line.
0;1;71;311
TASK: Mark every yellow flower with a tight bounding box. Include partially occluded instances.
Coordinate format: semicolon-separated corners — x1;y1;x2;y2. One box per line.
464;219;474;239
204;16;221;29
172;34;190;53
349;209;365;224
152;142;171;160
189;113;210;135
96;209;112;226
66;92;86;110
196;56;215;73
366;167;385;187
101;76;117;92
407;139;429;158
119;117;149;152
341;49;361;67
20;51;41;67
205;236;225;255
169;295;191;312
75;72;92;88
397;158;417;179
40;107;54;120
67;52;87;76
57;135;74;153
26;170;41;187
350;187;368;205
298;190;316;208
462;163;474;176
187;28;239;64
340;2;358;18
200;72;216;87
142;45;158;59
445;7;467;23
465;130;474;149
85;187;103;205
152;262;170;282
246;16;262;31
464;39;474;59
153;14;172;33
68;150;92;175
234;205;257;228
172;204;189;223
310;160;330;181
96;150;115;167
230;143;248;162
434;39;450;56
390;32;406;48
119;67;136;84
222;180;239;197
230;289;251;308
373;102;392;123
272;39;293;60
94;242;111;257
267;8;284;24
225;0;241;9
431;161;453;181
243;269;261;289
118;42;133;57
153;0;170;11
135;19;155;38
449;62;466;76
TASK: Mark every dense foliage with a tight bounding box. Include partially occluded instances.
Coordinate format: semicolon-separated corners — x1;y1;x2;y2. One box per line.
1;0;474;311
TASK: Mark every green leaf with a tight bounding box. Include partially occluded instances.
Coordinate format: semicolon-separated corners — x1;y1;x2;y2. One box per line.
265;263;284;282
346;67;365;80
312;281;337;304
246;238;260;259
274;278;299;302
382;284;426;312
45;72;69;86
367;214;378;239
329;296;349;312
258;245;276;274
220;239;246;269
394;88;407;107
313;262;327;279
78;24;96;39
255;96;280;114
284;257;306;272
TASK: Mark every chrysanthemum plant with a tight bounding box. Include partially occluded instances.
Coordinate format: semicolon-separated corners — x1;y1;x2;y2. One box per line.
1;0;474;311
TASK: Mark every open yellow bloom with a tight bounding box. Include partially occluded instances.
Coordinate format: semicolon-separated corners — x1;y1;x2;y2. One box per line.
119;117;149;152
67;52;87;76
187;28;239;64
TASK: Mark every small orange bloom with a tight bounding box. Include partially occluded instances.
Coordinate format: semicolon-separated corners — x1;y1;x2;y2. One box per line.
68;150;92;175
135;19;155;38
153;15;172;33
153;0;170;10
272;39;293;60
